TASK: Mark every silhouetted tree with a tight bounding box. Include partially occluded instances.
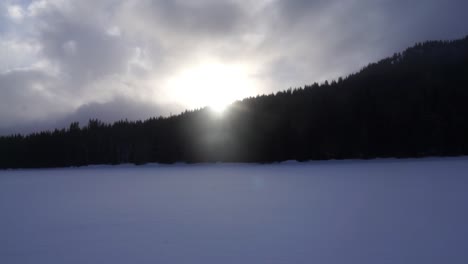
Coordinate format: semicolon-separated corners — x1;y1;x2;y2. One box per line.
1;36;468;168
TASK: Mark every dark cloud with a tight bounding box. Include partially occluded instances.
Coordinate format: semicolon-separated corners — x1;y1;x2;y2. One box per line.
37;11;131;84
139;0;245;37
64;97;170;125
0;69;63;127
276;0;330;23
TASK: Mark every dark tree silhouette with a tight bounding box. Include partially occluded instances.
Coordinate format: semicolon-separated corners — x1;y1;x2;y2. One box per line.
1;36;468;168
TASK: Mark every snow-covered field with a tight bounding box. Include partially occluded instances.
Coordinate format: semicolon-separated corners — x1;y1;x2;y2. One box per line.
1;157;468;264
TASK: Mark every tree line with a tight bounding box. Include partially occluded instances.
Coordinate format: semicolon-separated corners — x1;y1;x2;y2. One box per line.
1;36;468;168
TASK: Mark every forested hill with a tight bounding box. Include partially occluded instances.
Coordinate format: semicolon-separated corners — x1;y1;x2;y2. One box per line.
1;36;468;168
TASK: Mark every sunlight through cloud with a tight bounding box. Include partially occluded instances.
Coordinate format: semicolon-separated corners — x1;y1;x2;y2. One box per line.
165;60;257;112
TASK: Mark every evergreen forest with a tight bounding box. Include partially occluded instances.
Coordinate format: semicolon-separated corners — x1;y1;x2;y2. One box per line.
1;36;468;168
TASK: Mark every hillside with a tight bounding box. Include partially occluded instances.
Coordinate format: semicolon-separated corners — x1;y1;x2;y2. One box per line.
1;36;468;168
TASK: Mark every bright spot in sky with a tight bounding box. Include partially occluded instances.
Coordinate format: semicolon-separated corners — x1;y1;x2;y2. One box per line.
166;61;257;113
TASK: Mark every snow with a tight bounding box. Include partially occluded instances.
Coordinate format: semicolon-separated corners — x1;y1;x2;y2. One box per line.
1;157;468;264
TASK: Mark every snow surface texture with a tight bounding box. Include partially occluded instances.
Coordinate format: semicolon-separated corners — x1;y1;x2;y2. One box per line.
1;157;468;264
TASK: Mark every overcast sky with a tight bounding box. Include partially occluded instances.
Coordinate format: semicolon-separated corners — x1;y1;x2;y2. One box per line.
0;0;467;135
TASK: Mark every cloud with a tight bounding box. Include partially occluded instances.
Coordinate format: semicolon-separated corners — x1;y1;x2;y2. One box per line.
63;97;173;125
139;0;245;37
0;0;467;135
7;4;24;22
0;69;67;127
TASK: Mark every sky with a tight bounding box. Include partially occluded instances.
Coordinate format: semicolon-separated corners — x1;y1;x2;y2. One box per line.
0;0;467;135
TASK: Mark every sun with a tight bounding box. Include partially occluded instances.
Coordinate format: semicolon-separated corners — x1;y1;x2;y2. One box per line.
166;61;256;113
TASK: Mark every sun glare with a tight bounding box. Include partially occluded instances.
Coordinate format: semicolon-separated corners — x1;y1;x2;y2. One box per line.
166;61;256;113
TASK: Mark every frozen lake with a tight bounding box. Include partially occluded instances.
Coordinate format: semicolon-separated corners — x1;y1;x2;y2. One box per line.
1;157;468;264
